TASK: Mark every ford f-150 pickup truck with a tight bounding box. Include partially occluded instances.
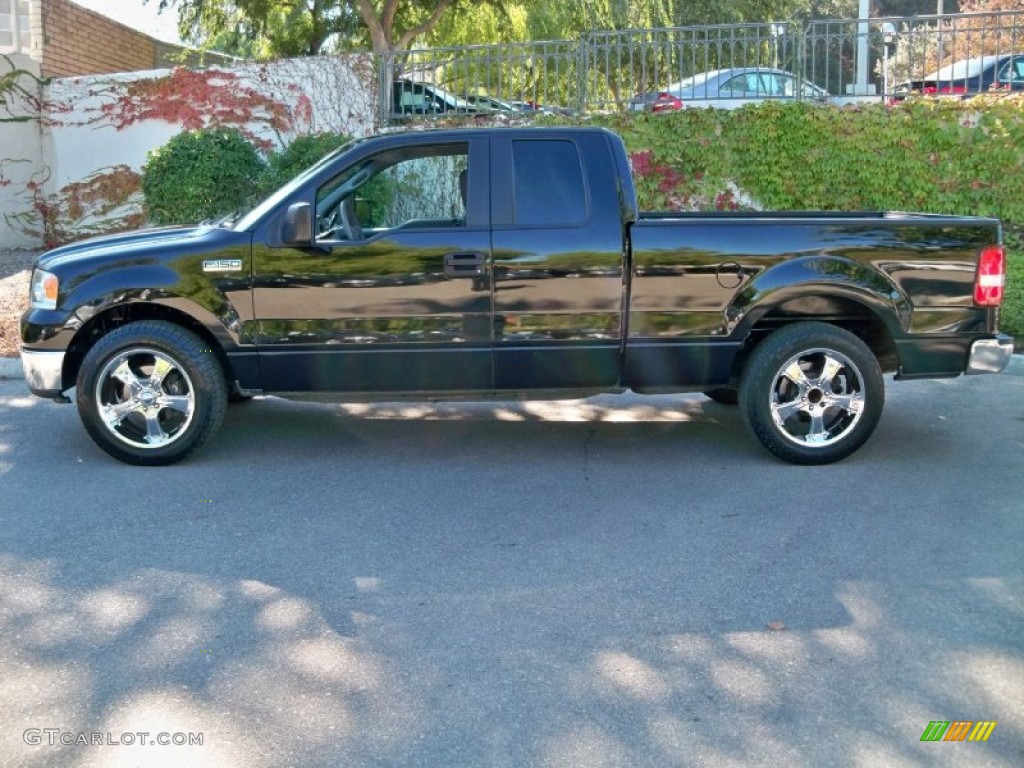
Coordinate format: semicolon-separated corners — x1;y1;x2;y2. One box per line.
21;127;1013;465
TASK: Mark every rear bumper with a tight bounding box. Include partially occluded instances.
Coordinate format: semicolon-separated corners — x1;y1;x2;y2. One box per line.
966;334;1014;375
21;349;66;397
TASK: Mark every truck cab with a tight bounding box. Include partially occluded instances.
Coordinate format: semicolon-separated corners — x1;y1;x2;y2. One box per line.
242;128;633;395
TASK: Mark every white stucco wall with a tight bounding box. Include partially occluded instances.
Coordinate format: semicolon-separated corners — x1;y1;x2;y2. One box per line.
0;54;46;249
1;54;379;248
46;55;378;192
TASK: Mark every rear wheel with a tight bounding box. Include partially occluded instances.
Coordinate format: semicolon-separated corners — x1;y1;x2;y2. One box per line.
739;322;884;465
76;321;227;465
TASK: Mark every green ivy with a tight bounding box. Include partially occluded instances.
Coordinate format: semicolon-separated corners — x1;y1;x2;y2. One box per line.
574;97;1024;341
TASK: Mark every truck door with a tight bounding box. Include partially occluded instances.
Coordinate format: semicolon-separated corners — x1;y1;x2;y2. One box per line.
251;138;493;393
490;133;627;390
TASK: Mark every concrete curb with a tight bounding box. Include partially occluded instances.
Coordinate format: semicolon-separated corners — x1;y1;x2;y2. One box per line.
1007;353;1024;376
0;356;24;380
1;353;1022;382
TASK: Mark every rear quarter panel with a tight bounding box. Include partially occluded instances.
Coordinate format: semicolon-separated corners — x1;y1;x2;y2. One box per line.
625;213;999;388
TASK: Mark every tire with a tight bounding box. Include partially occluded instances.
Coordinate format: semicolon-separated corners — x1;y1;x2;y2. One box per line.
739;322;884;465
703;387;739;405
76;321;228;465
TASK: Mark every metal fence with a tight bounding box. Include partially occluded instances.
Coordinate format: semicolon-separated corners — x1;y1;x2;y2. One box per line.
805;11;1024;100
380;10;1024;119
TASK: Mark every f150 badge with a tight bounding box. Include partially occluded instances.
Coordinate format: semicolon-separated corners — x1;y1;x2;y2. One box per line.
202;259;243;273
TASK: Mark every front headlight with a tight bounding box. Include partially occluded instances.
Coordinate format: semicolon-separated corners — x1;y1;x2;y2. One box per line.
30;269;59;310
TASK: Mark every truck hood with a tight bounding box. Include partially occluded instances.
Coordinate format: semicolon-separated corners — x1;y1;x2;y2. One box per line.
38;225;213;271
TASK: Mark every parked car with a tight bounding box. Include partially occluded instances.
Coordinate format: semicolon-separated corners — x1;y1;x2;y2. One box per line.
463;94;525;113
392;80;480;115
629;67;832;111
507;100;573;116
891;53;1024;100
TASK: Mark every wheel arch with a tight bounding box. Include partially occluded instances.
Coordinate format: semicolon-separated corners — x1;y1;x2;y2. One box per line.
62;301;237;393
736;292;899;373
725;257;908;380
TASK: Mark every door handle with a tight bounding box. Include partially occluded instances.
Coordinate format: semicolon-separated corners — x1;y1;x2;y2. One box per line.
444;252;486;277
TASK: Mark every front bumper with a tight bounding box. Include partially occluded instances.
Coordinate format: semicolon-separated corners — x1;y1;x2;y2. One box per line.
21;349;66;397
966;334;1014;375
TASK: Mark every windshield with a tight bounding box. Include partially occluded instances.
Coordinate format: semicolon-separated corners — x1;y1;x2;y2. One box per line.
231;136;365;231
928;56;1001;80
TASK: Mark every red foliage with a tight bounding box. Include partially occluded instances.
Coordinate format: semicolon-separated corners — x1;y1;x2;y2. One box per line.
95;69;298;150
630;150;654;177
18;165;143;248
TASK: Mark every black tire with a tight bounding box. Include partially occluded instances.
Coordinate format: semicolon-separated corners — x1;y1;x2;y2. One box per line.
739;322;884;465
76;321;228;465
702;387;739;405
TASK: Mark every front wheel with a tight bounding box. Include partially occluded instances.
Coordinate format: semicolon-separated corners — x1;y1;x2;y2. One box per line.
76;321;228;465
739;322;884;465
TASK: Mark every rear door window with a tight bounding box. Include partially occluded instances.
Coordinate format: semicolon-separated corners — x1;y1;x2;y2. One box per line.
512;140;587;227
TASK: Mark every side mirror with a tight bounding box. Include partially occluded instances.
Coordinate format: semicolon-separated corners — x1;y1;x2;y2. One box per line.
282;202;313;246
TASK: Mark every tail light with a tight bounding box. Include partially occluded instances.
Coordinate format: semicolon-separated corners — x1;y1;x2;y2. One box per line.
937;85;967;95
974;245;1005;307
652;93;683;112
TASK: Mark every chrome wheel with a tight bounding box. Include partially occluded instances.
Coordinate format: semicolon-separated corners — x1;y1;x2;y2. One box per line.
77;321;227;465
769;348;865;447
95;348;196;448
740;322;884;465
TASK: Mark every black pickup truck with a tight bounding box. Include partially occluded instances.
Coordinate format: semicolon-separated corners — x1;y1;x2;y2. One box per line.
21;127;1013;465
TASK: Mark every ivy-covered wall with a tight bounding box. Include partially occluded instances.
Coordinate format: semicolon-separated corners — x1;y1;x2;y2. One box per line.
0;54;47;249
0;55;379;249
580;98;1024;342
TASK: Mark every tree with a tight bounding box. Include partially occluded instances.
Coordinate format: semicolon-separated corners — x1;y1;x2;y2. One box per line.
355;0;454;54
148;0;361;56
149;0;510;58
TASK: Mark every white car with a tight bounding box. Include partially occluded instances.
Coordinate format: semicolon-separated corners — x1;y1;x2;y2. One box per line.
630;67;832;111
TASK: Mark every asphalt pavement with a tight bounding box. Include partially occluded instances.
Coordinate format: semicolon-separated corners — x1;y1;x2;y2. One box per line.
0;372;1022;767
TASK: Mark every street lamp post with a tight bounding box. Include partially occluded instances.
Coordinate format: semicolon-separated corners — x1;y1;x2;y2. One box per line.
769;22;787;70
881;22;898;99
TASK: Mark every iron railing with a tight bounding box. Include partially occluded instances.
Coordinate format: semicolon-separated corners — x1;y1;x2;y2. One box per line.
379;10;1024;119
804;11;1024;100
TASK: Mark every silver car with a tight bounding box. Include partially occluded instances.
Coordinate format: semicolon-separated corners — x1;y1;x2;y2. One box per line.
630;67;832;111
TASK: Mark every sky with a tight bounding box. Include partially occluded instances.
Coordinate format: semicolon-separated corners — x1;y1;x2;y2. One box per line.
70;0;183;44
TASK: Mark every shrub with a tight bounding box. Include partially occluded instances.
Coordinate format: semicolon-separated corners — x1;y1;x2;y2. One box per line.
264;132;395;227
262;132;352;193
142;127;266;225
1003;232;1024;349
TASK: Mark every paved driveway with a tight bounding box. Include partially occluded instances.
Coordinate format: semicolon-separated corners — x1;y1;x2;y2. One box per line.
0;373;1022;767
